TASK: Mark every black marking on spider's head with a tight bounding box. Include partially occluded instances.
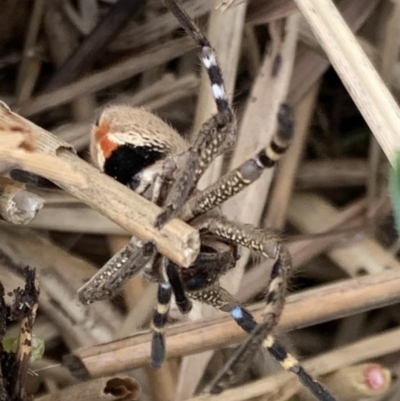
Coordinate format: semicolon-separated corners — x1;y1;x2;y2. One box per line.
103;144;165;185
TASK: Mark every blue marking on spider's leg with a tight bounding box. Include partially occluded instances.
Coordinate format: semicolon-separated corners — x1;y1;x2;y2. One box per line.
231;305;258;333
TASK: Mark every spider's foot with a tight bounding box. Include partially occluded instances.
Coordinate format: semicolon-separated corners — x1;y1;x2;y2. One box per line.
176;297;192;314
151;332;165;369
154;205;175;229
231;305;258;333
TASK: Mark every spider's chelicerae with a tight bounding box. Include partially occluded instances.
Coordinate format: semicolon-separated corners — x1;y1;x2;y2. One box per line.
78;1;337;401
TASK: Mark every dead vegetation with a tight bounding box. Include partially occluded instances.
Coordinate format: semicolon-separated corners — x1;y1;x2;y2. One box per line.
0;0;400;401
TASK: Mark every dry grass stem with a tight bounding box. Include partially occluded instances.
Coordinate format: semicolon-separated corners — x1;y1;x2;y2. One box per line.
0;128;85;186
64;269;400;377
289;193;399;276
293;0;400;164
28;206;127;234
14;37;194;117
296;158;368;188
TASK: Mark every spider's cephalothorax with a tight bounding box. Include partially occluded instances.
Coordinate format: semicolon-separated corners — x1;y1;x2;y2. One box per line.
78;2;338;401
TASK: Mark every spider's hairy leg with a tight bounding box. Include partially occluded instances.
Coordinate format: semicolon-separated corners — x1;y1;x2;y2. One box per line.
151;282;172;369
156;0;236;228
196;217;337;401
189;284;257;333
263;336;337;401
78;239;155;304
180;103;293;221
192;215;290;344
164;0;232;118
208;328;337;401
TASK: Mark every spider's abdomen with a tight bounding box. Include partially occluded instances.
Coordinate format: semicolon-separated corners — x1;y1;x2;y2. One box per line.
90;105;188;186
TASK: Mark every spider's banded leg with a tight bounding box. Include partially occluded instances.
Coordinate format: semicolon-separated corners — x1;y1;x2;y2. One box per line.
78;239;155;304
264;335;337;401
206;256;291;393
208;328;338;401
194;215;290;331
151;282;172;369
197;218;338;401
188;281;336;401
165;0;232;118
156;0;236;228
179;103;293;221
165;261;192;314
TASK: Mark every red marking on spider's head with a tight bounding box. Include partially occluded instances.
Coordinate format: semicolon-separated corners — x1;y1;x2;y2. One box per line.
94;120;118;159
364;364;387;390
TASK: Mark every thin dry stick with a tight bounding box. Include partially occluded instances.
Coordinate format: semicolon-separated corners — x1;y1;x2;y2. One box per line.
293;0;400;164
64;269;400;377
266;0;378;229
298;0;380;53
0;129;84;186
27;206;127;234
110;0;212;52
367;0;400;235
14;37;194;117
0;103;199;267
15;0;46;101
296;158;368;189
288;193;400;276
43;0;96;123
